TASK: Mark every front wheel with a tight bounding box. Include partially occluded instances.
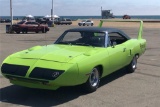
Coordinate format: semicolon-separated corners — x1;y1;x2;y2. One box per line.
22;28;27;34
83;67;100;93
35;31;39;33
42;29;47;33
126;56;137;73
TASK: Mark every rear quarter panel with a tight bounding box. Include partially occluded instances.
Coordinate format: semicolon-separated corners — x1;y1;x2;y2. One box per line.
123;39;146;58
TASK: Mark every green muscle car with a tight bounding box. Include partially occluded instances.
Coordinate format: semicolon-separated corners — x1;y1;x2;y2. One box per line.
1;20;146;92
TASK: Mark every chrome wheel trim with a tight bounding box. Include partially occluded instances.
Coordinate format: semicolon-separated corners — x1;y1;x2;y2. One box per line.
132;57;137;69
89;68;99;87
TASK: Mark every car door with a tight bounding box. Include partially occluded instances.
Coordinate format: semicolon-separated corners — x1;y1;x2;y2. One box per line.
86;20;91;26
31;22;38;31
25;22;32;31
107;32;129;72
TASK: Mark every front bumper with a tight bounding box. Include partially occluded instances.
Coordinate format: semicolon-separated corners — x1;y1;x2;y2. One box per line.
1;59;80;90
7;75;60;90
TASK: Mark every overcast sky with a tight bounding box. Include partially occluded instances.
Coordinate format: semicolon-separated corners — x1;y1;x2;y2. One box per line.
0;0;160;16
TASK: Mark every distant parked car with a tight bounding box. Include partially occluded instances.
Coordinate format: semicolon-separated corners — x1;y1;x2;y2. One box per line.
12;21;49;34
54;18;72;25
78;20;94;26
36;18;49;24
123;15;131;19
22;17;36;22
5;19;11;23
0;19;5;23
0;19;11;23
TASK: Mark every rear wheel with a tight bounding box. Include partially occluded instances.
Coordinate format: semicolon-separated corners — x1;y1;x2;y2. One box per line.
83;67;100;93
126;56;137;73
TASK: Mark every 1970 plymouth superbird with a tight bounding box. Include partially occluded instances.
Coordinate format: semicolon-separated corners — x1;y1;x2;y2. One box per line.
1;20;146;92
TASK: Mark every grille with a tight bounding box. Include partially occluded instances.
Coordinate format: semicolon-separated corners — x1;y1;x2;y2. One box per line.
1;63;29;76
6;75;49;83
29;67;64;80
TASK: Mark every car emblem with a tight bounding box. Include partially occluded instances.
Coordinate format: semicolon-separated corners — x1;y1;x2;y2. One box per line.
52;72;59;78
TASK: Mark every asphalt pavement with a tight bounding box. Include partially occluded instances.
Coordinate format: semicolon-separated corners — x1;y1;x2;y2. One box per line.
0;23;160;107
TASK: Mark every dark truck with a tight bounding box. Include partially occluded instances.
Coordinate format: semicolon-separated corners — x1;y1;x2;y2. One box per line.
54;18;72;25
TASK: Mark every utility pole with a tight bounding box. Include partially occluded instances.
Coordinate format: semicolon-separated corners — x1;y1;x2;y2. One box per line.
101;6;103;19
10;0;13;28
51;0;54;26
51;0;53;20
10;0;13;25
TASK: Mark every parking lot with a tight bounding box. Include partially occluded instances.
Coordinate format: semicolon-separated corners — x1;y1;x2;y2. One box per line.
0;23;160;107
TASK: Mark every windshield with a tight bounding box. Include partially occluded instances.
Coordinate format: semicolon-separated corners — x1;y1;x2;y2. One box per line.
82;20;86;22
55;31;105;47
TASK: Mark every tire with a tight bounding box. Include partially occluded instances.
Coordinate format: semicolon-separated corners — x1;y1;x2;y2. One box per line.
42;29;47;33
91;23;93;26
83;23;85;26
24;28;28;34
83;67;100;93
22;28;27;34
35;31;39;33
126;56;137;73
22;30;25;34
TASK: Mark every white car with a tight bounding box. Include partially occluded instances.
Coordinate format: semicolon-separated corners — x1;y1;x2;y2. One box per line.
78;20;94;26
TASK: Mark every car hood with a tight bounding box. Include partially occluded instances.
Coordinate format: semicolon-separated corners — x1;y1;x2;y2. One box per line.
11;44;100;63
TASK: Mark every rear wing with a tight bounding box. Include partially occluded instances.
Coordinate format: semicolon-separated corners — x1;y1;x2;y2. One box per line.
98;19;143;40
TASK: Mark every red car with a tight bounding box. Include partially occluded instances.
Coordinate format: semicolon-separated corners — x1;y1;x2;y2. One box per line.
12;21;49;34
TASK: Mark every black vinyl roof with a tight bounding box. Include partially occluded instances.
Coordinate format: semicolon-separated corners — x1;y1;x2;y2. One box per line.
66;27;119;33
65;27;130;39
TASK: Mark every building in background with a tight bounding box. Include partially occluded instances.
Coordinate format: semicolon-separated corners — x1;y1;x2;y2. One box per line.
101;8;114;19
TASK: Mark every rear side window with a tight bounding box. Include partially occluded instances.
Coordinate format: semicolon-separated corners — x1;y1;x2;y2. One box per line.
108;32;128;45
